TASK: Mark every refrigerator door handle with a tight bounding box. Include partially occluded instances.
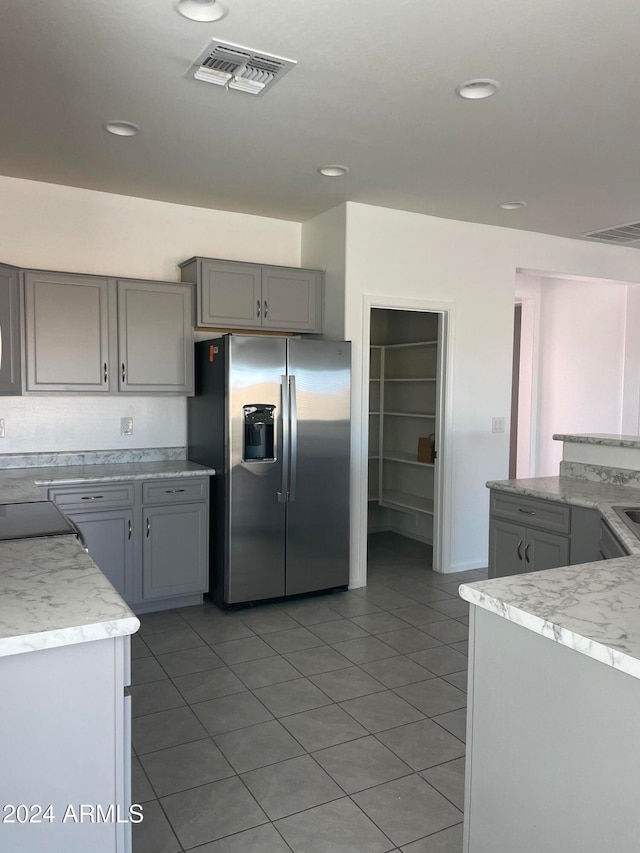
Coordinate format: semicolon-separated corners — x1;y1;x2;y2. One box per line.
289;375;298;502
277;374;289;502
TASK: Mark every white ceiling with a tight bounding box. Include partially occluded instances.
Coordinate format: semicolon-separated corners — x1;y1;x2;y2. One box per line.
2;0;640;241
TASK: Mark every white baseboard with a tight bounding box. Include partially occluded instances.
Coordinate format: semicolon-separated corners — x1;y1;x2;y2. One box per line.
445;558;489;573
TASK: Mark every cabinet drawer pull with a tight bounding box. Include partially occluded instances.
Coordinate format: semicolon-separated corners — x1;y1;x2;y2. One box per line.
122;362;126;383
524;542;531;563
518;508;536;515
165;488;185;494
264;300;268;318
103;362;108;383
81;495;104;501
128;520;132;540
517;539;523;561
146;517;150;538
256;299;261;318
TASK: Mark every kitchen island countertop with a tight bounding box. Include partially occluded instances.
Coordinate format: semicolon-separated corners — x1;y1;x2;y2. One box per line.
0;534;139;657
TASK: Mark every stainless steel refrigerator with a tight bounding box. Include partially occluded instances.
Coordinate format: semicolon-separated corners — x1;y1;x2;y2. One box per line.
188;334;351;605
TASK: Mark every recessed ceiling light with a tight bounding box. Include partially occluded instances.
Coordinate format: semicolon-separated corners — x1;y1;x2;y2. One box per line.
456;78;500;100
103;121;140;137
175;0;228;22
499;201;527;210
318;165;350;177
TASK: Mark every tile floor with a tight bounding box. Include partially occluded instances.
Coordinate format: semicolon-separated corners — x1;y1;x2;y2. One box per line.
131;532;487;853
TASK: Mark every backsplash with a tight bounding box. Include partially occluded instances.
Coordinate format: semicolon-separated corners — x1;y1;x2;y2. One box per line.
560;461;640;489
0;447;186;469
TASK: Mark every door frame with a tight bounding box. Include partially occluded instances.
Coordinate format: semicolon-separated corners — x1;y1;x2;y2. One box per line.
356;294;456;586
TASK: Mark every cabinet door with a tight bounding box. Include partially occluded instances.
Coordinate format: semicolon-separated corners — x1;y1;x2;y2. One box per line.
488;518;526;578
117;280;193;394
261;266;323;332
66;508;136;603
199;260;262;328
24;271;114;392
142;503;208;600
0;264;22;395
527;529;570;573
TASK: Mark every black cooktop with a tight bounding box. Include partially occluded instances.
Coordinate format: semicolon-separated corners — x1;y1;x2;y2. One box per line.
0;501;76;541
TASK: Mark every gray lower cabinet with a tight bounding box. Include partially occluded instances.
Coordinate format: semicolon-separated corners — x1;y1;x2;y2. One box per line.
142;503;208;599
488;490;600;578
0;635;132;853
49;478;209;611
489;518;570;577
0;263;22;395
180;256;323;333
65;507;136;603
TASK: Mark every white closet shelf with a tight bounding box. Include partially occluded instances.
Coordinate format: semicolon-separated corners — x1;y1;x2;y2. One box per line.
384;377;436;382
380;490;435;515
382;452;434;467
384;340;438;349
383;411;436;418
369;411;381;416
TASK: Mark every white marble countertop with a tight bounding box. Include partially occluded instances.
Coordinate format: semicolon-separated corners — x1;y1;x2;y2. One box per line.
486;475;640;555
0;457;213;656
472;474;640;678
553;433;640;448
459;557;640;680
0;459;215;505
0;535;139;658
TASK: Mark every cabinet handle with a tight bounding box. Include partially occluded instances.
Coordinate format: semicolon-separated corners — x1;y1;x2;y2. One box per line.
165;488;185;494
122;363;126;383
518;508;536;515
264;300;268;318
256;299;261;318
146;517;150;538
81;495;104;501
103;362;108;384
524;542;531;563
128;520;132;540
517;539;523;561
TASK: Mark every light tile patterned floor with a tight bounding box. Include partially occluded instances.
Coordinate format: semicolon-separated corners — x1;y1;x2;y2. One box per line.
131;532;487;853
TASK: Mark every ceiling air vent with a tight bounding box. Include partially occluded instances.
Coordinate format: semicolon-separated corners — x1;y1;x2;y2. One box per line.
189;40;296;96
581;220;640;245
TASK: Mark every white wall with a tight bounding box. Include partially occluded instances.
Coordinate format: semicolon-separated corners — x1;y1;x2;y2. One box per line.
302;202;640;578
0;177;300;453
622;286;640;434
300;204;347;341
533;276;629;476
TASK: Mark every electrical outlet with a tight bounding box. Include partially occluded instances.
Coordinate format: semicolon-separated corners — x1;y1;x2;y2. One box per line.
120;417;133;436
0;418;4;438
492;417;505;434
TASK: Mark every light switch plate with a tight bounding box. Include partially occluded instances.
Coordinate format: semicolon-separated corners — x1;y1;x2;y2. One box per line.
121;417;133;436
492;417;505;434
0;418;4;438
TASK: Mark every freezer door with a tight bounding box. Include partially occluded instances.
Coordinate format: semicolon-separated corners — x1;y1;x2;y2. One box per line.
286;339;351;595
227;336;287;603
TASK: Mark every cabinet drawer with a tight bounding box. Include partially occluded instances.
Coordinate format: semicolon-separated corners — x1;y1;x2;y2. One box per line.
48;482;135;510
490;491;571;534
142;478;208;505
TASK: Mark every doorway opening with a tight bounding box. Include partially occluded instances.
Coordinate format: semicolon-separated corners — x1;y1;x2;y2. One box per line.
366;306;447;578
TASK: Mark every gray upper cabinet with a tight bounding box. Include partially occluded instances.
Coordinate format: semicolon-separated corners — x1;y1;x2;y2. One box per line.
117;280;193;394
24;271;114;392
180;257;324;333
195;260;262;329
261;266;322;331
0;263;22;395
17;269;193;395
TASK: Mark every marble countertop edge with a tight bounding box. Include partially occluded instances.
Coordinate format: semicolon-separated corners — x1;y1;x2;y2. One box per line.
459;583;640;680
0;615;141;659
